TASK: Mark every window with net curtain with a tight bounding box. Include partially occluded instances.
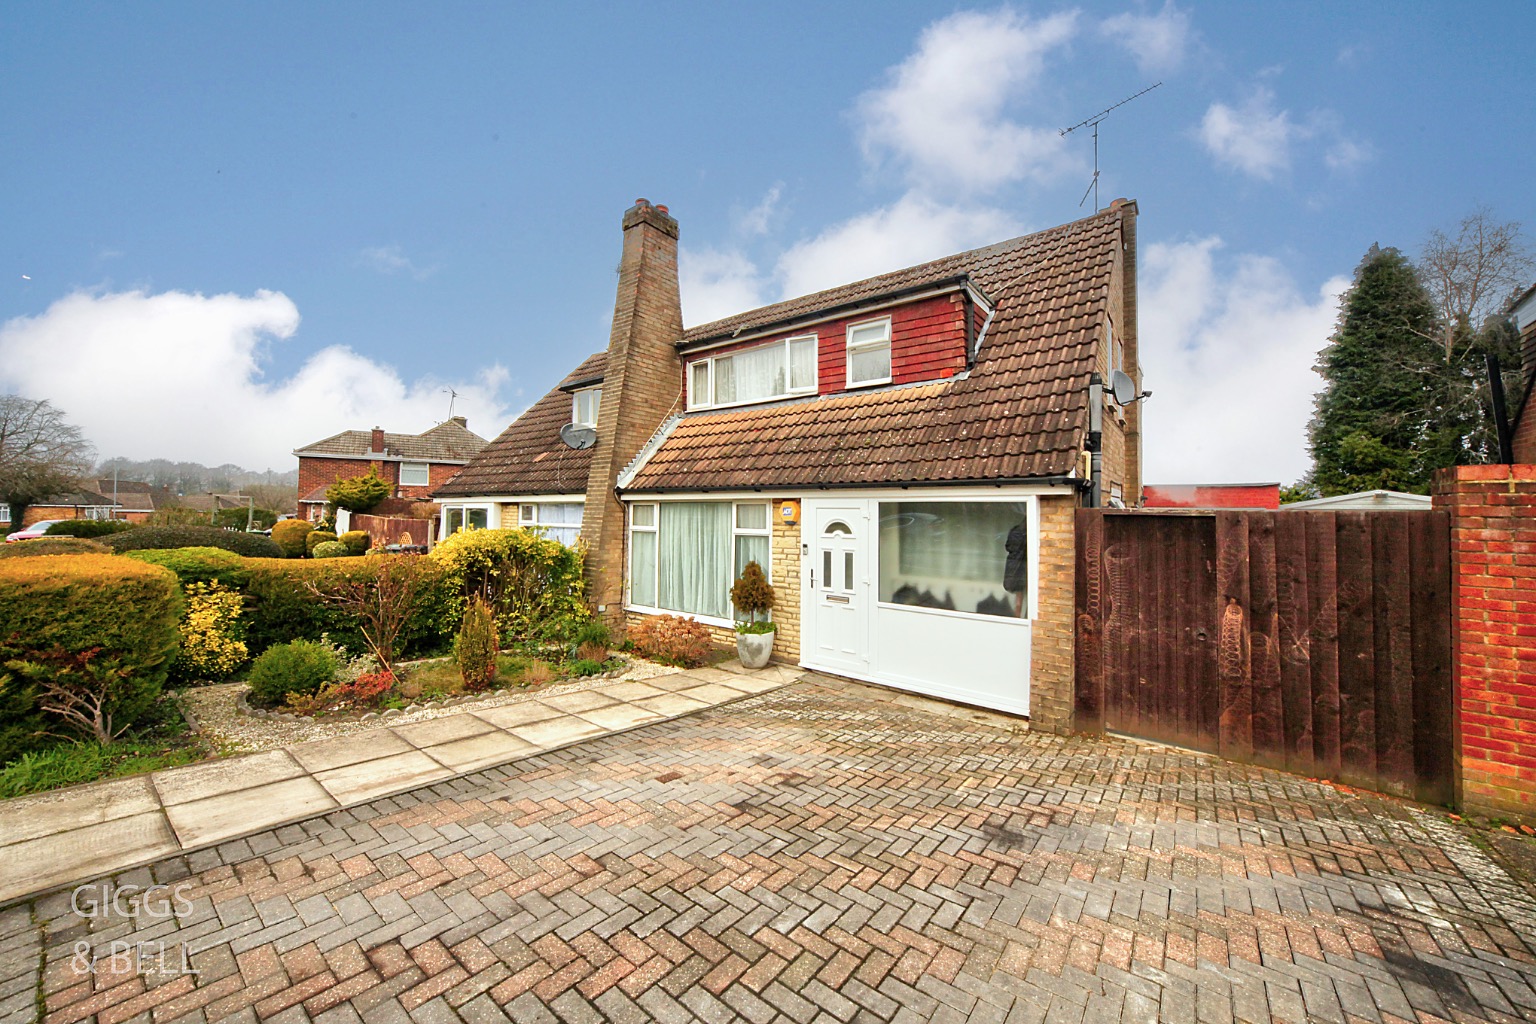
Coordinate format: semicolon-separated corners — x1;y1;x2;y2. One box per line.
877;501;1030;618
690;337;816;409
519;502;583;546
628;501;770;619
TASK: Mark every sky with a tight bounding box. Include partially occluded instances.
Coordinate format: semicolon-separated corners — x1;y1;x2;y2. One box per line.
2;2;1533;485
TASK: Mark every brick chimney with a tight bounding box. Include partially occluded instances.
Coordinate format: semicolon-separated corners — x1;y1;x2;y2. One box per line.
370;427;386;454
581;199;684;630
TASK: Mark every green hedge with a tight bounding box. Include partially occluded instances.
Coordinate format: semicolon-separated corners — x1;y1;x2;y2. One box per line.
0;538;110;559
0;555;182;764
45;520;136;538
123;547;252;588
104;524;283;559
242;557;450;658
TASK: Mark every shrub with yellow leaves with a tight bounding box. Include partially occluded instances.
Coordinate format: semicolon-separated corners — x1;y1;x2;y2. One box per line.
177;581;248;681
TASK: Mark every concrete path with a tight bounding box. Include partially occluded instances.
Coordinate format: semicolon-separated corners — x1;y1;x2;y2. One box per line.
0;662;800;907
6;675;1536;1024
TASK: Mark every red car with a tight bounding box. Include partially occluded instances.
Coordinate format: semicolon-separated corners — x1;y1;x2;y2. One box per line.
5;520;66;542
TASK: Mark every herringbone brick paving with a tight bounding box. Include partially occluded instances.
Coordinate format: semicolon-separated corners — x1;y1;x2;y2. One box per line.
7;675;1536;1023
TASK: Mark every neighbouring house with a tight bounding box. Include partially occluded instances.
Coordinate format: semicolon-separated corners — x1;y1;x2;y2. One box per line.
1281;489;1434;511
1141;483;1280;510
439;198;1143;729
14;479;176;526
293;418;488;523
1512;281;1536;463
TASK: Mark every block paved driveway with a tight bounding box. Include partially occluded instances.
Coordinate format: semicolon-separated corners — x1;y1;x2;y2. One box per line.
7;675;1536;1024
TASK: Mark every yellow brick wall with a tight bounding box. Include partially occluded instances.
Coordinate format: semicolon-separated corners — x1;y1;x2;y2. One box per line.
769;502;802;663
1029;493;1077;733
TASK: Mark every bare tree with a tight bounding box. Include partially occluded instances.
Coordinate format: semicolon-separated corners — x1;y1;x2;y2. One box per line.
1418;207;1534;357
0;396;95;532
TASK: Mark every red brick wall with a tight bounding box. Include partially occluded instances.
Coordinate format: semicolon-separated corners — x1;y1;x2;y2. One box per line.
1432;464;1536;819
297;457;464;506
682;292;969;401
1515;396;1536;464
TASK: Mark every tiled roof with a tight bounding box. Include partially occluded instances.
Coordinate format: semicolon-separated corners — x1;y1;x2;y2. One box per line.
434;353;606;498
294;418;489;462
627;207;1122;491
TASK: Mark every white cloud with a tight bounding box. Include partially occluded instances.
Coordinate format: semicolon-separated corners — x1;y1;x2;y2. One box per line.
1100;1;1191;73
679;246;768;327
1198;88;1297;180
0;289;509;470
735;184;784;237
775;192;1022;301
856;8;1078;192
357;244;438;281
1138;237;1347;485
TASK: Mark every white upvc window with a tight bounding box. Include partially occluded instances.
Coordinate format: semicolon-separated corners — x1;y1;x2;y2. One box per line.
517;501;583;547
572;387;602;427
443;505;492;536
846;317;892;387
686;335;817;410
399;462;430;487
627;500;772;622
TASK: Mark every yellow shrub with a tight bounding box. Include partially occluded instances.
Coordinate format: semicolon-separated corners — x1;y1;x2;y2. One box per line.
177;582;247;681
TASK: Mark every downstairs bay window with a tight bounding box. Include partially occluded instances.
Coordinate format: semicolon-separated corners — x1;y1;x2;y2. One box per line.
627;500;771;621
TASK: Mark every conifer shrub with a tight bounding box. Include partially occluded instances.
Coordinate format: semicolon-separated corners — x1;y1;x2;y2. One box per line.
0;555;182;759
0;538;110;559
271;519;314;558
124;547;249;588
454;597;498;692
103;524;282;559
311;541;350;559
305;530;338;556
246;639;338;707
45;520;135;539
729;561;775;628
340;530;371;555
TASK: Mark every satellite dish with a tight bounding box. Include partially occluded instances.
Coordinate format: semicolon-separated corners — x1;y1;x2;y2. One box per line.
1110;369;1142;405
559;424;597;450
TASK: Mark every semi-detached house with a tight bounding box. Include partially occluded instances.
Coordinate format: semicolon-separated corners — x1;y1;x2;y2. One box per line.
435;198;1143;732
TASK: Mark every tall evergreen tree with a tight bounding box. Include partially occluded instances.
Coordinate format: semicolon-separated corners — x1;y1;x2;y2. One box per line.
1307;246;1452;495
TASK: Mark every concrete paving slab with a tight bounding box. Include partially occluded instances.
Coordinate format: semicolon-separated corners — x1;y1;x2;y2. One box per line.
423;732;539;774
509;715;606;749
470;700;565;730
593;681;670;702
0;812;178;905
679;666;746;685
163;777;338;848
0;775;160;846
153;749;306;806
390;713;498;749
287;729;416;773
313;749;447;805
720;672;787;694
638;673;715;692
675;683;749;705
575;704;665;731
633;693;712;717
535;690;619;714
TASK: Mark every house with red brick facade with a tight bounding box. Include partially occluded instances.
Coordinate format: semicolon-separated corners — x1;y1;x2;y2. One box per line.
1511;282;1536;463
438;199;1143;730
293;418;487;523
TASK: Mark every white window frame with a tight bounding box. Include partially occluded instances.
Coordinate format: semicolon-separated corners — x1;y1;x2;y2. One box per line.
571;387;602;427
845;316;892;388
399;461;430;487
441;503;496;536
625;498;773;625
516;501;584;546
685;335;818;411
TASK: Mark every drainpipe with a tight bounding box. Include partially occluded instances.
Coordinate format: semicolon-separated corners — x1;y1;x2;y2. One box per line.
1087;373;1103;508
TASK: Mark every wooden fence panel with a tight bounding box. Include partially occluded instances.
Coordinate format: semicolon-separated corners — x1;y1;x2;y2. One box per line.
1075;508;1452;804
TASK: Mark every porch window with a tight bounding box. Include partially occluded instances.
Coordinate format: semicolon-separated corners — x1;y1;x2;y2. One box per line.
518;501;583;546
444;506;490;535
399;462;430;487
846;318;891;387
877;500;1030;618
627;500;771;621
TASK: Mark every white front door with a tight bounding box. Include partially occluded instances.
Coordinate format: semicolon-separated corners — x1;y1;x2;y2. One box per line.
806;504;869;676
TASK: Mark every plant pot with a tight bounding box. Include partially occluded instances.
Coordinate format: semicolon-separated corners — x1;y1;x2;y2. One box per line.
735;629;775;669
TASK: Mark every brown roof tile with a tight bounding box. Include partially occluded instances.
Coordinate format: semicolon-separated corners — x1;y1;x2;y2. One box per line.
626;207;1121;491
294;418;489;462
434;353;606;498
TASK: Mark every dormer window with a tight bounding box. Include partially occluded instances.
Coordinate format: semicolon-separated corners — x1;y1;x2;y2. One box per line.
687;335;817;410
846;317;892;387
572;387;601;427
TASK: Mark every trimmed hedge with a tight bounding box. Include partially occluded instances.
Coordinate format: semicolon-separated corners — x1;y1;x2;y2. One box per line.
340;530;371;555
45;520;136;538
123;547;251;588
311;541;350;559
103;524;283;559
242;557;450;658
0;538;110;559
0;555;182;763
305;530;338;556
271;519;313;558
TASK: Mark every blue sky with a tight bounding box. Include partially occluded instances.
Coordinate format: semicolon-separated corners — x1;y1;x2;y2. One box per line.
2;2;1533;483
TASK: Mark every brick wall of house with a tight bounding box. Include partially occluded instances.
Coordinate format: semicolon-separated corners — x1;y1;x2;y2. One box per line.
1030;493;1078;733
1515;395;1536;464
768;501;802;663
297;457;462;507
1432;464;1536;819
582;201;686;634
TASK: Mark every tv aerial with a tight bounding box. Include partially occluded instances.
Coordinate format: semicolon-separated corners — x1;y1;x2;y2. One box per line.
1060;82;1161;212
443;387;460;419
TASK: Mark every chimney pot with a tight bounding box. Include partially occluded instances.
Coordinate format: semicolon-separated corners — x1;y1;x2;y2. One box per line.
656;204;668;215
635;198;649;207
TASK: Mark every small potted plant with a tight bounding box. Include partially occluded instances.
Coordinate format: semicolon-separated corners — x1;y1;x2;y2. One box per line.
729;560;775;669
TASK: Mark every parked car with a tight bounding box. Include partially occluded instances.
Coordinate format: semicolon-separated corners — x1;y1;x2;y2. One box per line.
5;520;67;543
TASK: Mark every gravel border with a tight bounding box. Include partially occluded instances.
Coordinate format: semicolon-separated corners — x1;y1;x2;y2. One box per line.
181;655;683;755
